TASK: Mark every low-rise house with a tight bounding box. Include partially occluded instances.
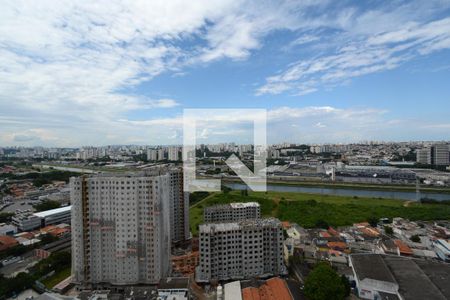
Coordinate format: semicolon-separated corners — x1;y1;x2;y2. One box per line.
376;239;400;256
15;236;40;246
433;239;450;262
285;223;308;244
241;278;293;300
394;239;413;256
328;249;348;264
327;241;348;252
0;223;17;236
0;235;18;251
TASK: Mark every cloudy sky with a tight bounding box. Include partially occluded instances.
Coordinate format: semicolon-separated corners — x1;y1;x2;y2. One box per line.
1;0;450;146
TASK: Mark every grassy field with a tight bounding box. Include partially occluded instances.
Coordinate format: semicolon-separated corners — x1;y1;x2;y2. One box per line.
189;191;450;236
41;266;71;289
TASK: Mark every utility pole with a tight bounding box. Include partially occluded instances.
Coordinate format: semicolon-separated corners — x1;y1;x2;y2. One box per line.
415;176;421;202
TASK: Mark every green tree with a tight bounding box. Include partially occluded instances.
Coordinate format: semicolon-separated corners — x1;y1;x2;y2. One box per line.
304;263;346;300
315;219;329;229
368;216;379;227
33;200;61;212
384;226;394;235
0;212;14;223
221;185;232;194
341;275;351;297
410;235;421;243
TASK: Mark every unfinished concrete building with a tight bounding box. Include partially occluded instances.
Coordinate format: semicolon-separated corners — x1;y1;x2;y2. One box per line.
204;202;261;223
196;218;286;282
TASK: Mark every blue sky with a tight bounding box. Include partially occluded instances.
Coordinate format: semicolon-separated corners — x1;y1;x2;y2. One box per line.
1;0;450;146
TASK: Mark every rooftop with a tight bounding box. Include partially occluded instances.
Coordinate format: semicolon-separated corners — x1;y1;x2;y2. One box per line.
384;255;448;300
34;206;72;218
230;202;260;209
241;278;293;300
224;281;242;300
205;202;260;212
351;254;450;300
351;254;396;283
200;218;281;233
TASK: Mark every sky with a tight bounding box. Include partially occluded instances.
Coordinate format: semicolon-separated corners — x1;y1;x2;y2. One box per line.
1;0;450;147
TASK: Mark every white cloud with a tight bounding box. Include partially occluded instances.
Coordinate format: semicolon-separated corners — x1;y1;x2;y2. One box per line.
0;0;330;146
257;2;450;95
114;106;404;144
1;0;449;145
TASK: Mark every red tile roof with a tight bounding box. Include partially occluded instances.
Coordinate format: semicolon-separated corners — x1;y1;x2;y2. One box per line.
394;239;413;256
0;235;18;251
327;241;348;250
242;278;292;300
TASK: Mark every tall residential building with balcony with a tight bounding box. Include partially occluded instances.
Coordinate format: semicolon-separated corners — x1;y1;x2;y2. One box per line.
157;149;166;161
168;169;190;243
432;144;450;166
70;168;188;287
196;218;286;282
168;146;180;161
147;149;158;161
416;148;431;164
204;202;261;223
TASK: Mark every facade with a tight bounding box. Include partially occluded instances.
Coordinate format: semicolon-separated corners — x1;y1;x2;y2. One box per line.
157;149;166;161
168;146;180;161
147;149;158;161
196;218;286;282
33;206;71;227
0;223;17;236
168;170;190;243
204;202;261;223
432;144;450;166
12;213;41;231
416;148;431;164
70;171;172;286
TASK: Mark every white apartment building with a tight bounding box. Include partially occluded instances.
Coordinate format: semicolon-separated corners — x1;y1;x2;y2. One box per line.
196;218;286;282
147;149;158;161
168;147;180;161
71;171;174;286
204;202;261;223
157;149;166;161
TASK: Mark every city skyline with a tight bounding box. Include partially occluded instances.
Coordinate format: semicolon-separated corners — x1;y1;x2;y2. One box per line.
1;1;450;146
